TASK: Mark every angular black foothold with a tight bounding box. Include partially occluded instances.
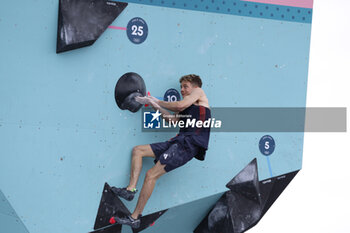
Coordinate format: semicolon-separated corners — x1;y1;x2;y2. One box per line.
194;159;299;233
93;183;130;230
226;158;261;204
132;209;168;233
115;72;147;113
92;183;167;233
56;0;127;53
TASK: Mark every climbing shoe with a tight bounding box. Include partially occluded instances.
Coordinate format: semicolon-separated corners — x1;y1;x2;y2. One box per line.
109;214;141;228
110;187;137;201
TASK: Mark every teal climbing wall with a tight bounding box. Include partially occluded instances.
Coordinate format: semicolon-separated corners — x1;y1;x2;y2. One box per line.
0;0;312;232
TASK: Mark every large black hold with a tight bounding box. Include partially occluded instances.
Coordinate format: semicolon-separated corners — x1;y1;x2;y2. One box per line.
115;72;147;113
92;183;130;232
194;159;299;233
56;0;127;53
91;183;167;233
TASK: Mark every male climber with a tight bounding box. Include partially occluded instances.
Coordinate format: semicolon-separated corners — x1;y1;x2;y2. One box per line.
110;74;211;228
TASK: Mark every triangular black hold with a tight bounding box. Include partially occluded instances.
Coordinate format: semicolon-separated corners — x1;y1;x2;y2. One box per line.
56;0;127;53
92;183;168;233
195;159;262;233
226;158;261;204
93;183;130;230
132;209;168;233
194;158;300;233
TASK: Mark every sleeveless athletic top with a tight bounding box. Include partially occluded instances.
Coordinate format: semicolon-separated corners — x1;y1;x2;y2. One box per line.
178;104;211;161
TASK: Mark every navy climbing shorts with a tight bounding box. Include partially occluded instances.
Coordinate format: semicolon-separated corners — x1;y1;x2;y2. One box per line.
150;135;199;172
